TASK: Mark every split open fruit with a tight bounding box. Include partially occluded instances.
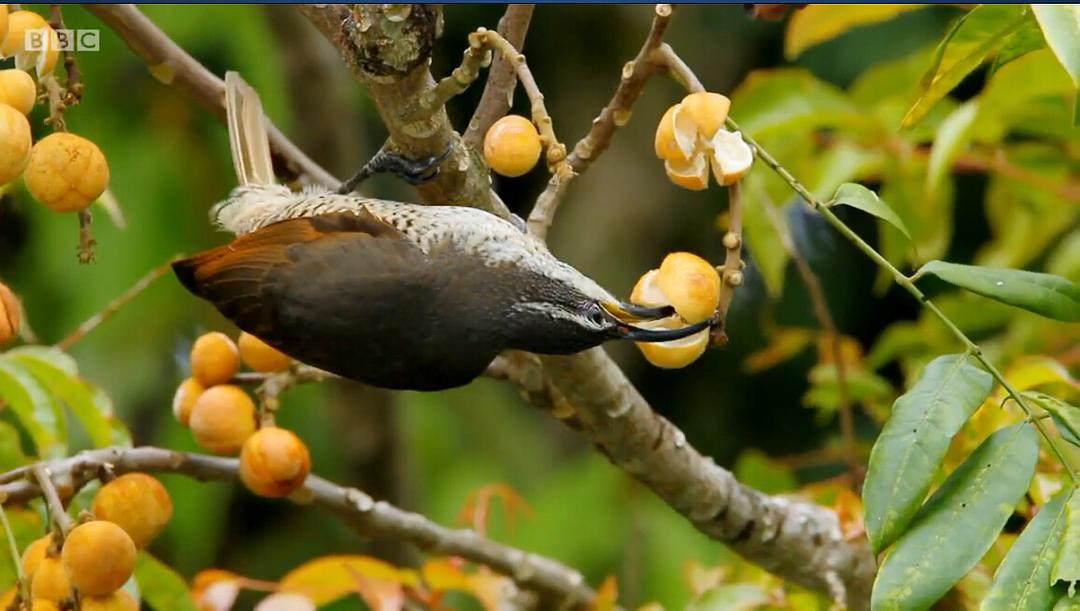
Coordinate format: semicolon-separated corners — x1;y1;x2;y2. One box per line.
629;252;719;368
654;91;754;190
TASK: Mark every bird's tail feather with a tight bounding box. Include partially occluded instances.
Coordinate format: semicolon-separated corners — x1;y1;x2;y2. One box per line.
225;71;274;187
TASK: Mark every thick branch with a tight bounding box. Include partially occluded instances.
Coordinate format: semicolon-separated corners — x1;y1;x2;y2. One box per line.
1;447;598;605
85;4;337;187
463;4;536;149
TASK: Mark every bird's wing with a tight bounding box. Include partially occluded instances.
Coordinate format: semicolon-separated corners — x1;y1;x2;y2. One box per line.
173;208;423;339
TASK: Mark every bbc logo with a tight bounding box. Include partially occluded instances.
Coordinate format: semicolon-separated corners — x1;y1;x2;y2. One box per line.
25;28;100;52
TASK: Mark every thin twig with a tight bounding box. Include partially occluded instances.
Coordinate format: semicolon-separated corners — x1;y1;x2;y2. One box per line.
0;502;26;600
76;210;95;264
527;4;674;240
729;115;1080;485
56;256;178;350
463;4;536;149
402;42;491;123
3;448;599;605
84;4;337;187
49;5;83;105
31;464;74;536
759;192;861;484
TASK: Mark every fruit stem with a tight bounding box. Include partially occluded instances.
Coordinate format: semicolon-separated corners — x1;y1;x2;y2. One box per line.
729;117;1080;485
30;464;75;538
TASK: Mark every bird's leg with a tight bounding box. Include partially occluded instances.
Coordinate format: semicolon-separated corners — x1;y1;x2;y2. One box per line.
337;143;452;194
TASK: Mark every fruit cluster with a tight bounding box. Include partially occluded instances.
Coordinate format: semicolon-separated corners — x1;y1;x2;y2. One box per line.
630;252;720;368
15;473;172;610
654;91;754;190
0;8;109;212
174;331;312;498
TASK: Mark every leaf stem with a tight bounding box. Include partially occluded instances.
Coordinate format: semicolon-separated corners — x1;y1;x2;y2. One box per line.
729;117;1080;485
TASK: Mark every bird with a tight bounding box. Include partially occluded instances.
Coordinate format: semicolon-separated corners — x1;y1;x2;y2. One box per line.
172;73;714;391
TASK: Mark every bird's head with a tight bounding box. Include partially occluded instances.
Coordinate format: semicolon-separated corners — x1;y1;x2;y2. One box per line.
502;262;714;355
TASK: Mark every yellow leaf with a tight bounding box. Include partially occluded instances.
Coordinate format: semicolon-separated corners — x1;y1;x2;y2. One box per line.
1002;356;1079;393
785;5;926;59
457;483;533;536
591;576;618;611
279;555;418;606
683;560;727;598
833;488;865;542
1029;472;1066;506
743;328;815;373
421;557;472;592
467;568;514;611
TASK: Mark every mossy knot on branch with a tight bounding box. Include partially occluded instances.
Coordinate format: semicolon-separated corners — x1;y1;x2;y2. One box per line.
345;4;440;77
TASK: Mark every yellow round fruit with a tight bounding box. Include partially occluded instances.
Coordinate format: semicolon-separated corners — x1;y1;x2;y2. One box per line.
636;319;710;369
483;115;542;177
60;521;137;596
0;69;36;115
92;473;173;549
172;377;205;427
654;105;687;162
0;103;31;185
0;280;21;346
679;92;731;139
0;11;48;58
20;534;51;579
189;385;257;455
239;427;312;498
0;587;12;608
81;589;139;611
190;331;240;387
656;252;720;324
1;12;58;76
238;332;291;373
24;132;110;212
30;556;70;602
32;600;60;611
0;6;9;47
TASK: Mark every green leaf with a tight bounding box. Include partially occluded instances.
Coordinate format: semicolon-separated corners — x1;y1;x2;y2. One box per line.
1053;488;1080;595
829;183;912;240
687;583;771;611
1032;5;1080;123
904;5;1029;127
784;5;926;59
991;14;1047;74
0;357;66;459
1053;594;1080;610
863;354;993;553
984;489;1071;610
731;69;865;139
0;421;29;471
926;101;979;205
1023;392;1080;447
135;552;198;611
741;183;789;298
10;348;115;448
914;261;1080;322
872;423;1040;610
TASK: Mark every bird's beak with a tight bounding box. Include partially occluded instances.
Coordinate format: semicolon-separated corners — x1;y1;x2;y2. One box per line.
599;300;715;342
599;300;675;323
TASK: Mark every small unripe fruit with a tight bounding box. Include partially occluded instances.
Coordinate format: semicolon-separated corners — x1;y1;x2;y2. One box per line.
30;556;71;602
239;427;311;497
189;385;257;455
0;69;36;115
24;132;109;212
238;332;291;373
656;252;720;324
61;521;137;596
92;473;173;548
483;115;542;177
172;376;205;427
20;534;51;579
190;332;240;386
0;103;31;185
81;590;139;611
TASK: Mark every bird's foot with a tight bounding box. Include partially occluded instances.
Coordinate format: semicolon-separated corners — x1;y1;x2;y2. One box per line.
337;145;452;194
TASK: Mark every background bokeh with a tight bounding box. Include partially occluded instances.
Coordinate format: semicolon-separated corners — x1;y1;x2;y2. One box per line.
1;4;1075;609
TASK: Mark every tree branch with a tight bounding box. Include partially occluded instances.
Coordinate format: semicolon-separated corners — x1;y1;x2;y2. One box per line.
463;4;536;150
299;5;876;606
84;4;337;187
1;447;599;606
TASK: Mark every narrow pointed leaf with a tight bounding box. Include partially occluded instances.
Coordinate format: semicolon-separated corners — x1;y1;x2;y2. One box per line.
784;5;925;59
829;183;911;240
135;552;199;611
983;489;1070;610
991;14;1047;74
1053;488;1080;596
926;101;979;204
1023;392;1080;446
863;354;993;552
915;261;1080;322
10;349;115;448
0;357;66;458
904;5;1029;127
872;423;1040;610
1031;5;1080;124
5;346;78;376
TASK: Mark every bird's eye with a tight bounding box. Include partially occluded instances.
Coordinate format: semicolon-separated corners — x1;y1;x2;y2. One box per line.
586;304;606;326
